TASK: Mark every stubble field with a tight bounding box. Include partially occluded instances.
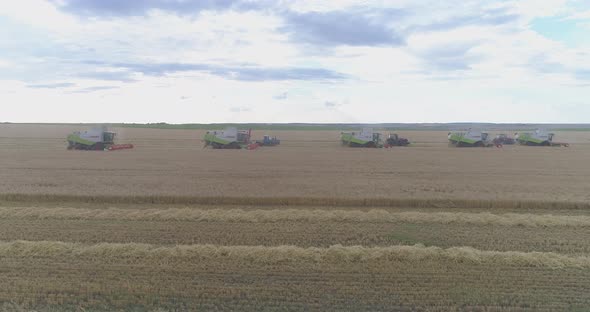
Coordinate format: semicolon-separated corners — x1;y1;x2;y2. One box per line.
1;124;590;311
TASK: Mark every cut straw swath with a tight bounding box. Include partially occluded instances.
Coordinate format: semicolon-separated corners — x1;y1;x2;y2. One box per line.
1;207;589;227
1;240;588;268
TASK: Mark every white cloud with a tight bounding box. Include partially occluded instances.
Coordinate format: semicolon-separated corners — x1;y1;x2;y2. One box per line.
0;0;77;32
0;59;12;68
508;0;569;20
0;0;589;123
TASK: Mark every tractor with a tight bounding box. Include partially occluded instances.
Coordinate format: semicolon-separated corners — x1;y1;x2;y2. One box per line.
341;128;383;148
515;129;569;147
203;127;257;149
67;127;133;151
493;134;515;145
448;130;494;147
384;133;410;147
256;135;280;146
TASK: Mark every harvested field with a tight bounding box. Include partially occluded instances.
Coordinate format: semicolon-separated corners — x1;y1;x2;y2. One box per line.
0;124;589;310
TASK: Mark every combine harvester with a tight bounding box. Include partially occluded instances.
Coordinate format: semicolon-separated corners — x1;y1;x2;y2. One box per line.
203;127;259;149
448;130;497;147
341;128;383;148
67;127;133;151
515;129;569;147
384;133;410;147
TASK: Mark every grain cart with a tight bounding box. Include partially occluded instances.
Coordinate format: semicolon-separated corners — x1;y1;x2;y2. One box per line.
341;128;383;148
493;134;515;145
67;127;133;151
203;127;257;149
384;133;410;147
448;130;493;147
515;129;569;146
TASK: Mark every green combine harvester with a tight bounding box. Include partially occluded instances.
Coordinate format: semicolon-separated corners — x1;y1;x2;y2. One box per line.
203;127;256;149
67;127;133;151
448;130;494;147
341;128;383;148
515;129;569;146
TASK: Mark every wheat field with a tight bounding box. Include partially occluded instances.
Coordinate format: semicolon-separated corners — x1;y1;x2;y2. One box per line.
1;124;590;310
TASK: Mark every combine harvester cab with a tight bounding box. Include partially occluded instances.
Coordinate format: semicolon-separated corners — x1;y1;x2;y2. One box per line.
67;127;133;151
384;133;410;147
515;129;568;147
255;135;280;147
203;127;255;149
341;128;383;148
448;130;493;147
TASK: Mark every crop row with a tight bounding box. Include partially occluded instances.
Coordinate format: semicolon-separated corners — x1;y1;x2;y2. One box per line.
2;193;589;210
3;219;589;254
1;206;588;227
1;240;589;268
1;245;589;311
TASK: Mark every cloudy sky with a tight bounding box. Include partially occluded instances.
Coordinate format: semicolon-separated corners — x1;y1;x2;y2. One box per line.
1;0;589;123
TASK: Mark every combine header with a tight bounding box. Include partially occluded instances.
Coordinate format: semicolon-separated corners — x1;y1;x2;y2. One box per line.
515;129;569;147
384;133;410;147
341;128;383;148
203;127;258;149
448;130;495;147
67;127;133;151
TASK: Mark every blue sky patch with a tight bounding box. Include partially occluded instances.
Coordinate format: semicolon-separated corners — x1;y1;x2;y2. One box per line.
530;16;590;47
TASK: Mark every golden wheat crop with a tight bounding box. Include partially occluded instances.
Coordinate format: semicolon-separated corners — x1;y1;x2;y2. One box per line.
2;193;589;210
1;125;590;310
1;124;589;202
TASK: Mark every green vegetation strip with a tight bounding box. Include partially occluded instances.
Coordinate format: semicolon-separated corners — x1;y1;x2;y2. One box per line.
1;193;589;210
2;207;589;227
1;240;588;268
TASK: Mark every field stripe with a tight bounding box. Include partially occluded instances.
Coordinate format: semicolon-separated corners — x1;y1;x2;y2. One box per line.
1;207;589;227
1;193;589;210
1;240;589;268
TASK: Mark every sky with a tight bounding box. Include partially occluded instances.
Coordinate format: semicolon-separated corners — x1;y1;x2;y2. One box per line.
1;0;589;123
